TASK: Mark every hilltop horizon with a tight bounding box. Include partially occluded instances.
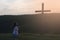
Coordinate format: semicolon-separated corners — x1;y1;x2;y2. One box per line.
0;13;60;16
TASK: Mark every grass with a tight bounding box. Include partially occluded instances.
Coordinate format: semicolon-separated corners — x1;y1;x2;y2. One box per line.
0;33;60;40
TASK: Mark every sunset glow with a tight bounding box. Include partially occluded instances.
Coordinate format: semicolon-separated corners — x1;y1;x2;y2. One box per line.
0;0;60;15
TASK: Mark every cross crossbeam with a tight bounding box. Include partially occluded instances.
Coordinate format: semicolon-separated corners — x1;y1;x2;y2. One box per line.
35;3;51;14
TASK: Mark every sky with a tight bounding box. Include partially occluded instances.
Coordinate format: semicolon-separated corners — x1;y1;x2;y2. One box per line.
0;0;60;15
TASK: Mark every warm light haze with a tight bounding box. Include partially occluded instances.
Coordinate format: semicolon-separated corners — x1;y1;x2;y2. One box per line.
0;0;60;15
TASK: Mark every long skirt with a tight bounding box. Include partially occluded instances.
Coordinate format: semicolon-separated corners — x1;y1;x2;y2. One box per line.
12;34;19;40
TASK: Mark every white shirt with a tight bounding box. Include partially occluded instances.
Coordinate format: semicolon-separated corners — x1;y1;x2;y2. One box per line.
13;26;19;35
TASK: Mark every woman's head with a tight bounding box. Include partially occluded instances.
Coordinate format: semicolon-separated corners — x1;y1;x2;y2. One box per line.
13;22;19;26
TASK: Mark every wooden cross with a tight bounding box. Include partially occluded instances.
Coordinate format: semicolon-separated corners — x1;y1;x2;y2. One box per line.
35;3;51;14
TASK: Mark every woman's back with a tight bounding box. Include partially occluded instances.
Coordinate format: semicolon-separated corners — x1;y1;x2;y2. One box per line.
13;26;19;35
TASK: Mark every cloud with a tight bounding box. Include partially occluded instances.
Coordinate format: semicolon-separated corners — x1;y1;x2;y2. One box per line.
0;0;58;15
0;0;41;15
0;0;16;3
6;0;16;3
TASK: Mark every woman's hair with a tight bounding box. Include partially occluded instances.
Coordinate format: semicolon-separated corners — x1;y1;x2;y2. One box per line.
12;23;16;28
14;23;16;26
14;22;19;27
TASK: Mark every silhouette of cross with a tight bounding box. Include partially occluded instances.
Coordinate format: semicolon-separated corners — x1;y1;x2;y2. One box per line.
35;3;51;14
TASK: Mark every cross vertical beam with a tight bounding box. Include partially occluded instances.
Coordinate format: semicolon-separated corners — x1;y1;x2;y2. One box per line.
42;3;44;14
35;3;51;14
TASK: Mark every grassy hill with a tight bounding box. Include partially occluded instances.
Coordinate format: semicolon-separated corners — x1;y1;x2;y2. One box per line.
0;13;60;33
